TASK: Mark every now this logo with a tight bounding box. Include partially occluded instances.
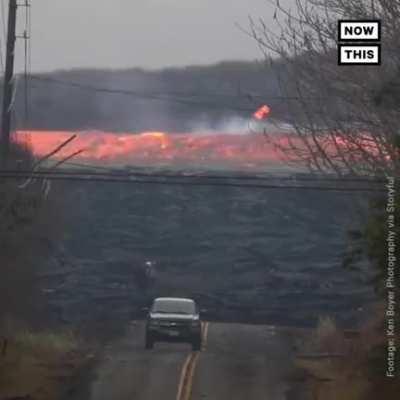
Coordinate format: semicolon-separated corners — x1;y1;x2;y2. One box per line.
338;20;381;42
338;20;381;66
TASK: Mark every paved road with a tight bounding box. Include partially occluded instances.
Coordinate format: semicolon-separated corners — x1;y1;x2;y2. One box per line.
88;321;300;400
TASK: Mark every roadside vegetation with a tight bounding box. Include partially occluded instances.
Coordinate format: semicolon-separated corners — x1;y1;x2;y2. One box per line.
0;142;95;399
295;311;399;400
0;327;94;400
249;1;399;398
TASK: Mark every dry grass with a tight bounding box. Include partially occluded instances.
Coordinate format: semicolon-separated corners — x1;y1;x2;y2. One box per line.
0;329;92;400
295;308;399;400
15;330;80;356
300;316;346;355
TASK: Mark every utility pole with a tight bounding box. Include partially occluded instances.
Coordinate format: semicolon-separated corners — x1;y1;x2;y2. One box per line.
1;0;17;165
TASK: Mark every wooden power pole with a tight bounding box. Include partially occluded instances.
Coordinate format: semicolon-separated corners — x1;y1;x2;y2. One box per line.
1;0;17;164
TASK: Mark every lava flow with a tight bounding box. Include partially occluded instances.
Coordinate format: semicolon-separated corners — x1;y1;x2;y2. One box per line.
253;105;271;121
14;130;288;170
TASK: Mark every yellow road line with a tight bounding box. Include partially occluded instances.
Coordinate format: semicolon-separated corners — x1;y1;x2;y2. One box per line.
176;322;209;400
181;353;199;400
176;354;192;400
202;322;209;351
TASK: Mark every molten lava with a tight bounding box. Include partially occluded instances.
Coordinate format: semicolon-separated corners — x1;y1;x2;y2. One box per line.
253;105;271;120
14;127;385;171
15;130;286;169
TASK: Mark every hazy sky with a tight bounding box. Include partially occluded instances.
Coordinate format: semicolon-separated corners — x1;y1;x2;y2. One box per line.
9;0;294;72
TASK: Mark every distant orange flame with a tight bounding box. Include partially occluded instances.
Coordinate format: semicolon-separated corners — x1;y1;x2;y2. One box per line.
253;105;271;120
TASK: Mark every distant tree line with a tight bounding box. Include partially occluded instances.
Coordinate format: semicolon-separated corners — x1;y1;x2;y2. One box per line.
0;61;292;133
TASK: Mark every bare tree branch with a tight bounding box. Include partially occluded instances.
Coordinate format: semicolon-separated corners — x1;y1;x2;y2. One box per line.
251;0;400;176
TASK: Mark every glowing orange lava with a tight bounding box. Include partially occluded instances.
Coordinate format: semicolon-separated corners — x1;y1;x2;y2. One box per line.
13;128;386;171
14;130;286;169
253;105;271;120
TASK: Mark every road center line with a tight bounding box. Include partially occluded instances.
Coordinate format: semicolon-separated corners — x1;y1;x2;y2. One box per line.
181;353;199;400
202;322;209;351
176;353;192;400
176;322;209;400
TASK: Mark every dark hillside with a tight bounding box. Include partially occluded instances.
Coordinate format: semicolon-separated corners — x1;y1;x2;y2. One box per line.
9;60;288;132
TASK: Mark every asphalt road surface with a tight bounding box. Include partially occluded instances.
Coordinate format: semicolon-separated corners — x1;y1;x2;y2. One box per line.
88;321;301;400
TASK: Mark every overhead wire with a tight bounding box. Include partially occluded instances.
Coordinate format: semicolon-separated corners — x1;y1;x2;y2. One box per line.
0;169;386;193
28;76;261;113
28;75;330;113
28;75;329;100
0;0;6;39
0;33;3;72
25;162;386;184
0;0;6;72
23;0;31;126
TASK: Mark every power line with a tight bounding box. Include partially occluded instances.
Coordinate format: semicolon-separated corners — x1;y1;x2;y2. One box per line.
28;75;324;100
0;0;6;71
0;29;4;72
28;75;255;113
0;0;6;39
28;75;329;111
27;0;31;79
0;0;5;73
22;0;31;126
2;165;386;184
0;170;386;192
